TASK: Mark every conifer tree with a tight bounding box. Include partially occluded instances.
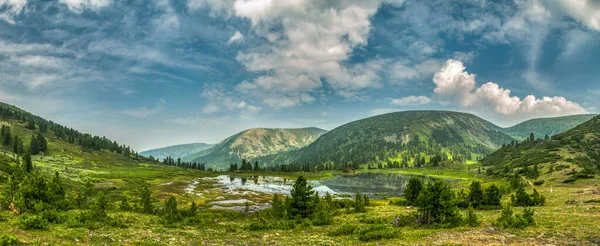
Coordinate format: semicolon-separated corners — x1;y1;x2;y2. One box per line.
468;181;484;208
404;177;423;205
483;184;501;206
289;176;316;218
23;151;33;173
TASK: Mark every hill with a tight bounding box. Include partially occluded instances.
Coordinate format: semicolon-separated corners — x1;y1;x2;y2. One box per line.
482;115;600;183
140;143;214;160
502;114;597;140
258;111;515;169
191;127;327;169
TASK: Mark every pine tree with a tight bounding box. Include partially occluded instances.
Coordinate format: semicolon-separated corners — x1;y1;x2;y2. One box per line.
468;181;484;208
483;184;501;206
91;191;108;219
354;190;366;213
416;180;462;226
140;185;154;214
404;177;423;205
23;151;33;173
289;176;316;218
163;196;180;223
120;197;131;211
271;194;285;218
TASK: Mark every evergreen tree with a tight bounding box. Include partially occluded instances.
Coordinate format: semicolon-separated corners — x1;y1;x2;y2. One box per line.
1;125;11;146
514;186;533;206
91;191;109;219
140;185;154;214
23;151;33;173
163;196;181;223
468;181;484;208
416;180;462;226
483;184;501;206
289;176;316;218
404;177;423;205
271;194;285;219
354;191;366;213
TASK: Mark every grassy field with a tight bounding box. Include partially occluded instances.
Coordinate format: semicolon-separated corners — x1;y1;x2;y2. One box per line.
2;151;600;245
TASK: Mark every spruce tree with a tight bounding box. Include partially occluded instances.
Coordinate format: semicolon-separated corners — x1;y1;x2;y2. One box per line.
354;191;366;213
468;181;484;208
140;185;154;214
404;177;423;205
416;180;462;226
23;151;33;173
483;184;501;206
289;176;316;218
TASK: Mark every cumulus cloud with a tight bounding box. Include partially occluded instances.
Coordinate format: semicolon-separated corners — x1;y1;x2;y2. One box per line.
0;0;27;24
59;0;111;13
388;59;443;84
195;0;406;107
122;98;166;118
391;96;431;106
432;59;587;123
227;31;244;44
557;0;600;31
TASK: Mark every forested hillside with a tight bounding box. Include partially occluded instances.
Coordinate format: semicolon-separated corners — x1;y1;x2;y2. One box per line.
191;127;327;169
140;143;214;161
258;111;515;171
483;115;600;183
502;114;596;140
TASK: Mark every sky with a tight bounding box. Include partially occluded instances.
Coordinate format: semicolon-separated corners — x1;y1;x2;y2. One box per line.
1;0;599;151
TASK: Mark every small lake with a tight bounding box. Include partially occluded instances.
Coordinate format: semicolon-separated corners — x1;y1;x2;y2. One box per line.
214;172;440;198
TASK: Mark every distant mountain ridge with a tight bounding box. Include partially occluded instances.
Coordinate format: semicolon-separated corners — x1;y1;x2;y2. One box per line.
140;143;214;160
257;111;516;168
501;114;597;141
191;127;327;169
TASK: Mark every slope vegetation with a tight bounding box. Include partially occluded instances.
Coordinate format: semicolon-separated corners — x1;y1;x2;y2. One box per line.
192;127;327;169
502;114;597;140
140;143;214;160
483;116;600;183
260;111;515;169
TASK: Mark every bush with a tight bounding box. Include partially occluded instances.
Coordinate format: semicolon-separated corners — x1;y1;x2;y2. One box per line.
246;217;296;231
465;207;481;227
468;181;484;208
357;225;400;242
494;204;535;229
359;215;387;225
328;223;359;236
39;210;66;224
0;234;23;246
532;180;545;186
513;187;545;206
18;215;48;230
483;184;501;207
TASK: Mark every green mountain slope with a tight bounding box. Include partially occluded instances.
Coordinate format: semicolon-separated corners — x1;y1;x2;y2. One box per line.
0;101;149;178
482;115;600;182
140;143;214;160
191;127;327;169
502;114;597;140
259;111;515;169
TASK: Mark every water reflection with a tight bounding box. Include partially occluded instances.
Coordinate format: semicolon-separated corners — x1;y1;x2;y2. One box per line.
215;172;442;198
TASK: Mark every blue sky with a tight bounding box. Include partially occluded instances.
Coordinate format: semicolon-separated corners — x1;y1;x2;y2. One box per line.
1;0;599;151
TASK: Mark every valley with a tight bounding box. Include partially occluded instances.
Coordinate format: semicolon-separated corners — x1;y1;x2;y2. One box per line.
1;102;599;245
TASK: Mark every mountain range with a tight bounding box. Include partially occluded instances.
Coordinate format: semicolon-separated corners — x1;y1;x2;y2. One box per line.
139;143;215;161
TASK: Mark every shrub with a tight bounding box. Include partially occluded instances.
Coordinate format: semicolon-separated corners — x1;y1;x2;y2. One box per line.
18;215;48;230
162;196;182;224
465;207;481;227
357;225;400;242
328;223;359;236
0;234;23;246
39;210;66;224
359;215;387;225
513;187;545;206
532;180;545;186
246;217;296;231
119;197;131;211
494;204;535;229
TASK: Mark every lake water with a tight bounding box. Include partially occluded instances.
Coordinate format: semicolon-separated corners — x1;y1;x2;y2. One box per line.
214;172;439;198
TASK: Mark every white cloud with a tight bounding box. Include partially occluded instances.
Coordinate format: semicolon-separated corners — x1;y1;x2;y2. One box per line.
196;0;407;107
391;96;431;106
557;0;600;31
388;58;443;84
201;85;262;113
432;59;587;123
228;31;244;44
122;99;167;118
59;0;111;13
0;0;27;24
